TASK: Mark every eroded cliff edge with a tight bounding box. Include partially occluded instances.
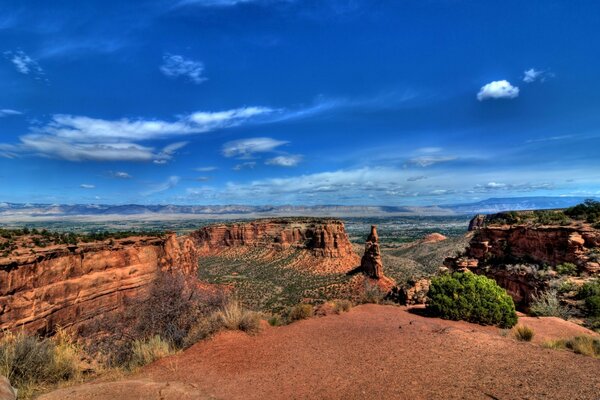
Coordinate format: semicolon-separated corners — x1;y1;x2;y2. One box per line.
0;233;198;334
446;212;600;305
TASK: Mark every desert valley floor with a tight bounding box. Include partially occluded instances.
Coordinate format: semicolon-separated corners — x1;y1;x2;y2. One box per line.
41;304;600;400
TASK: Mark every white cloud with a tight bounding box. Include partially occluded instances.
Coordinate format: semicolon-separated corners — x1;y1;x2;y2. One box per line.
0;107;271;162
407;175;427;182
80;184;95;189
0;109;22;117
407;155;456;167
160;54;206;84
143;176;180;196
477;80;519;101
194;166;218;172
223;137;288;158
523;68;553;83
4;50;44;78
485;182;506;188
265;154;302;167
233;161;257;170
110;171;132;179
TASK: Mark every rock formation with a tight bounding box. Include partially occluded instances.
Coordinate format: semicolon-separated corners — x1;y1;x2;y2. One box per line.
0;234;198;334
191;218;355;258
360;226;384;279
445;213;600;305
421;233;448;243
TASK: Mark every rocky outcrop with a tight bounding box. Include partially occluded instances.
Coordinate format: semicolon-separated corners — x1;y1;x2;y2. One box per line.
421;233;448;243
0;234;198;334
191;218;356;259
446;214;600;305
360;226;383;279
468;214;486;231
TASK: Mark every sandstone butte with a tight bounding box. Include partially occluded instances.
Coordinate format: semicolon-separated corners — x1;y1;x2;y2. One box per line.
0;218;361;333
446;213;600;304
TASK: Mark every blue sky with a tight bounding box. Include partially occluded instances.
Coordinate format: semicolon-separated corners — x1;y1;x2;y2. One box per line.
1;0;600;206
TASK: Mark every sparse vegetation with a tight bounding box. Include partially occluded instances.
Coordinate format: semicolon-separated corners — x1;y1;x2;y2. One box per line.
564;199;600;223
543;335;600;358
129;336;174;369
513;325;535;341
216;300;262;334
0;329;84;399
556;262;578;275
426;272;517;328
287;304;314;321
529;290;571;319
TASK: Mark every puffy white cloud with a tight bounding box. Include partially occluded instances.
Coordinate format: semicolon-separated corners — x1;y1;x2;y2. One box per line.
80;184;95;189
477;80;519;101
223;137;288;158
265;154;302;167
160;54;206;84
0;109;22;117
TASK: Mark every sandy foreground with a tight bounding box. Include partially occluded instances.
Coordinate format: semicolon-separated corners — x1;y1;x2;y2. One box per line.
41;304;600;400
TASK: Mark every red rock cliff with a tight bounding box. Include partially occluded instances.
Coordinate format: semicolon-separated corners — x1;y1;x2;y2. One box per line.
191;218;355;258
0;234;198;334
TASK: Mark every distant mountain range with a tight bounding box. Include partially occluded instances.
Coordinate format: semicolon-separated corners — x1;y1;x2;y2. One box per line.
0;197;595;221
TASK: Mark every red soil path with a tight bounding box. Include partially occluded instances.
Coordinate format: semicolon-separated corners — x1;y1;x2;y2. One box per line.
42;305;600;400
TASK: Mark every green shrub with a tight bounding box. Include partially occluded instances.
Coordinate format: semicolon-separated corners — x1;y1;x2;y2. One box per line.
578;280;600;299
556;263;578;275
267;314;285;327
529;290;571;319
426;272;517;328
129;335;173;369
288;304;314;321
513;325;535;341
585;295;600;317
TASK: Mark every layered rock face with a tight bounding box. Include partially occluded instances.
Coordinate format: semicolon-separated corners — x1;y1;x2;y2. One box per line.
360;226;383;279
0;234;198;334
191;218;356;258
446;214;600;304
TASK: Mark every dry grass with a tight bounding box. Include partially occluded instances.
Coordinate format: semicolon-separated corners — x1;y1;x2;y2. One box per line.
129;336;174;370
0;328;84;399
332;299;353;313
543;335;600;358
513;325;535;342
288;304;314;321
216;300;262;335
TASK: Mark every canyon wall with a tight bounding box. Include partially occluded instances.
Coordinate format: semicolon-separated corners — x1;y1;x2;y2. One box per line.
191;218;356;258
190;218;360;273
447;214;600;305
0;234;198;334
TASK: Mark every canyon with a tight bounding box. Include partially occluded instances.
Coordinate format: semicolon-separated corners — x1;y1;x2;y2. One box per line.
0;234;198;334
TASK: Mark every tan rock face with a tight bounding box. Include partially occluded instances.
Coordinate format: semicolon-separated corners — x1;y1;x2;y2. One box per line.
0;234;198;334
360;225;384;279
421;233;448;243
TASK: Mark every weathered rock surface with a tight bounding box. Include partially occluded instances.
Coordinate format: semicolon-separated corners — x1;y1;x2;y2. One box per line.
0;376;16;400
446;214;600;305
191;218;355;259
360;225;384;279
421;233;448;243
0;234;198;334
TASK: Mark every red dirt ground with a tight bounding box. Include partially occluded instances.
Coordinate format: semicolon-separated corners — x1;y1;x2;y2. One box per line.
41;304;600;400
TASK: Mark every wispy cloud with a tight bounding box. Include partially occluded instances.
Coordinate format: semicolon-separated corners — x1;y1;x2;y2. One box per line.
0;107;272;162
265;154;302;167
109;171;132;179
405;148;457;167
477;80;519;101
0;109;22;117
194;166;218;172
233;161;257;170
4;50;45;79
160;53;206;84
407;175;427;182
176;0;291;7
223;137;288;158
523;68;553;83
142;176;180;196
80;184;95;189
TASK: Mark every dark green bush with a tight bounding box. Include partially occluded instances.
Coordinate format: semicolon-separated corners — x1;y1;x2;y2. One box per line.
426;272;517;328
556;262;578;275
585;295;600;317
